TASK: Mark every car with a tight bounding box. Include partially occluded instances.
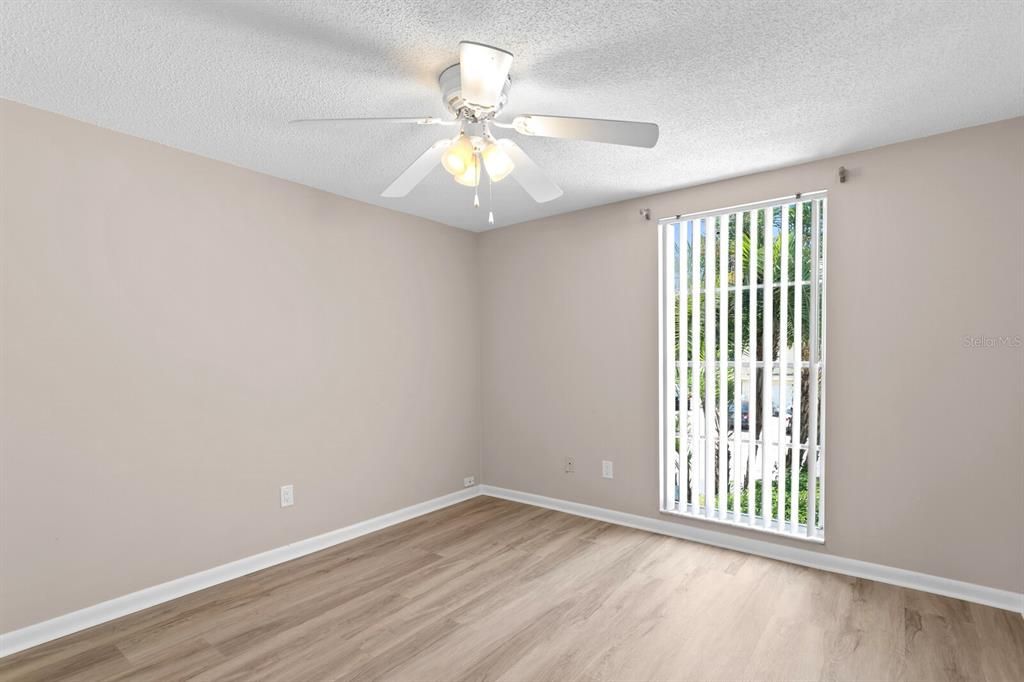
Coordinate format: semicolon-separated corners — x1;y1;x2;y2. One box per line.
727;401;751;431
724;402;793;435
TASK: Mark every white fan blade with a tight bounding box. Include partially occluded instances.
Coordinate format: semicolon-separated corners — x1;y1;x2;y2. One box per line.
291;116;457;126
381;140;451;198
511;114;659;148
497;139;563;203
459;42;513;109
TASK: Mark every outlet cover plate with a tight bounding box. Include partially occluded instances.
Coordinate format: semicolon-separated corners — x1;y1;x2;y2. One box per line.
280;484;294;507
602;460;613;479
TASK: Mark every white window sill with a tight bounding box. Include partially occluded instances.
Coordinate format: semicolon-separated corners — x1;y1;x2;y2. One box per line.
660;504;825;544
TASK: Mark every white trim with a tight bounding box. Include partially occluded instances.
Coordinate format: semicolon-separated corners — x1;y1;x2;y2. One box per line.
0;487;479;658
5;483;1020;658
660;505;824;544
479;485;1024;615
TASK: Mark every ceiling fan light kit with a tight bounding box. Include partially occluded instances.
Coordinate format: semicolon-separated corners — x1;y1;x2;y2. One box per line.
291;41;659;226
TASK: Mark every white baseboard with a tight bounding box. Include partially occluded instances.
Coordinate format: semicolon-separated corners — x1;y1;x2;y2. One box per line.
0;486;479;658
479;485;1024;615
4;483;1020;658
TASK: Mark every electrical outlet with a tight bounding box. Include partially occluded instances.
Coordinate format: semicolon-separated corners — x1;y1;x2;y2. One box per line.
564;456;575;473
280;484;294;507
602;460;614;479
464;476;475;487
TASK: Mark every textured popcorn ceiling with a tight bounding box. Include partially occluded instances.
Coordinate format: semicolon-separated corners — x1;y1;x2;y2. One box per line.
1;1;1021;231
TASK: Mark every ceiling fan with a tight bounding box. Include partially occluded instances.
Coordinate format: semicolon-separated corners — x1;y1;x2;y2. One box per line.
291;41;659;225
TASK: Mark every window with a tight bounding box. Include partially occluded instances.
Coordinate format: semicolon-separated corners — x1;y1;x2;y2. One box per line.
658;193;827;541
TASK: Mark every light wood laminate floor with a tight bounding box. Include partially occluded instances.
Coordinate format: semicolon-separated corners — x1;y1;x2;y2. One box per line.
2;496;1022;681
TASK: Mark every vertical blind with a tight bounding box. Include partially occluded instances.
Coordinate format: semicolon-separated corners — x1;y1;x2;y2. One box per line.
658;193;827;540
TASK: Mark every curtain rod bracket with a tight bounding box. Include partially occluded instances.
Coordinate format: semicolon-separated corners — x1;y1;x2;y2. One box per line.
639;208;651;221
838;166;848;183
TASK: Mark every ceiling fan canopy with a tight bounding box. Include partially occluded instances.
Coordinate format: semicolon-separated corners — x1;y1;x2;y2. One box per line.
445;42;514;117
291;41;659;223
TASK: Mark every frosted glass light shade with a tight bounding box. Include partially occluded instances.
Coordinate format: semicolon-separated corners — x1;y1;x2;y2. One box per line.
482;141;514;182
453;157;481;187
442;134;475;176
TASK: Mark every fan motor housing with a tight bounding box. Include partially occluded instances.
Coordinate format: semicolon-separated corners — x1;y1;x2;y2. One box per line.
438;64;511;119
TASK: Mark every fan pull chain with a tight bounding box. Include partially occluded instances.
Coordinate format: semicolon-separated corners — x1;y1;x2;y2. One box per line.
473;152;481;208
488;173;494;225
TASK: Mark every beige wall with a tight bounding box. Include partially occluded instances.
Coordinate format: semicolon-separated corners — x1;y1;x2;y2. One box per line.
2;100;1021;635
0;100;481;632
479;117;1024;594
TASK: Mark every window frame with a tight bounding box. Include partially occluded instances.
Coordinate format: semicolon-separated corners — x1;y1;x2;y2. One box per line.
658;192;828;542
